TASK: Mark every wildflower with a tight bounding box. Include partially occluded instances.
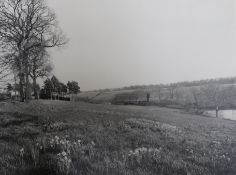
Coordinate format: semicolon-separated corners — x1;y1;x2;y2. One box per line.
50;139;55;146
60;140;65;145
20;148;24;157
55;136;60;144
57;153;62;156
62;151;67;157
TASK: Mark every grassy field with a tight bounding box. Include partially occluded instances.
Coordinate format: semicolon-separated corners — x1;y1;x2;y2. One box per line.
0;100;235;175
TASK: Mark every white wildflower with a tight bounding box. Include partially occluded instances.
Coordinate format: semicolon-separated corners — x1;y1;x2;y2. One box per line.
62;151;67;157
20;148;24;157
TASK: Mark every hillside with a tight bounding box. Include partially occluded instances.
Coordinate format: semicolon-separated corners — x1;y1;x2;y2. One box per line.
75;77;236;108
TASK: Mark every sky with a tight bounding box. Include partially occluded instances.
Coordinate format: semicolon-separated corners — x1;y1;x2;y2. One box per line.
47;0;236;91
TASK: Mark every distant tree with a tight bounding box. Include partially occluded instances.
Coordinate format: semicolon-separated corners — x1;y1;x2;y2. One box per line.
169;84;177;100
59;83;68;94
146;92;150;102
43;78;54;99
190;87;202;110
202;84;236;117
67;81;80;94
51;76;61;93
41;75;69;99
13;83;21;95
6;83;13;93
174;87;186;105
202;84;220;117
157;86;163;102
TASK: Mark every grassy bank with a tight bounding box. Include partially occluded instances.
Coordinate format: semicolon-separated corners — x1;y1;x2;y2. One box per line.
0;100;235;175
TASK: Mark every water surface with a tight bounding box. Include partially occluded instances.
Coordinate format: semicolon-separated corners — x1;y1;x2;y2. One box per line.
205;110;236;121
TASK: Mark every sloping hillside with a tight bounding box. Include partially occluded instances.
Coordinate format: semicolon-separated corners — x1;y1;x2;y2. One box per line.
75;77;236;109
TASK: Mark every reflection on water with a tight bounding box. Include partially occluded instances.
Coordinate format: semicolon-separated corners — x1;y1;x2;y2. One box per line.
205;110;236;121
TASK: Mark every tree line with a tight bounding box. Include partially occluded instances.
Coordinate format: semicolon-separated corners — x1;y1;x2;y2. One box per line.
121;77;236;91
6;75;80;100
41;76;80;100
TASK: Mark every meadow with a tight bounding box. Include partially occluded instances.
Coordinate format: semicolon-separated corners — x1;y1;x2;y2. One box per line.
0;100;235;175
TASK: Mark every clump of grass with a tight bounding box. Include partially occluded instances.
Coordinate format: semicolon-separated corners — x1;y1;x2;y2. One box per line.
124;118;179;133
42;122;71;132
19;135;95;175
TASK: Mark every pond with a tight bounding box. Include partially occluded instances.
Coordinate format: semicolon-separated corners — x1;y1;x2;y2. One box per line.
204;110;236;121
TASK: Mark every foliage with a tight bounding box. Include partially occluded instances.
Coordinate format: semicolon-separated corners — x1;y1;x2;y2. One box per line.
51;76;61;93
6;83;13;92
60;83;68;94
41;76;68;99
67;81;80;94
41;78;54;99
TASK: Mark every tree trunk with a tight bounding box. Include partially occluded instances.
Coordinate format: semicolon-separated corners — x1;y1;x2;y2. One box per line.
19;72;25;102
216;106;219;117
146;93;150;102
50;90;52;100
14;75;17;100
25;73;30;103
18;52;26;102
33;75;39;100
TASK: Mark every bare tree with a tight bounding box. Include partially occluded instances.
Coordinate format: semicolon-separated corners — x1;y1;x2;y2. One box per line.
168;84;177;100
29;48;53;99
201;84;236;117
156;86;163;102
190;87;202;110
0;0;67;102
202;84;221;117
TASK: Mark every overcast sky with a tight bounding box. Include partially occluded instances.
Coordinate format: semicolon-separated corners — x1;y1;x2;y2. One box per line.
47;0;236;91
